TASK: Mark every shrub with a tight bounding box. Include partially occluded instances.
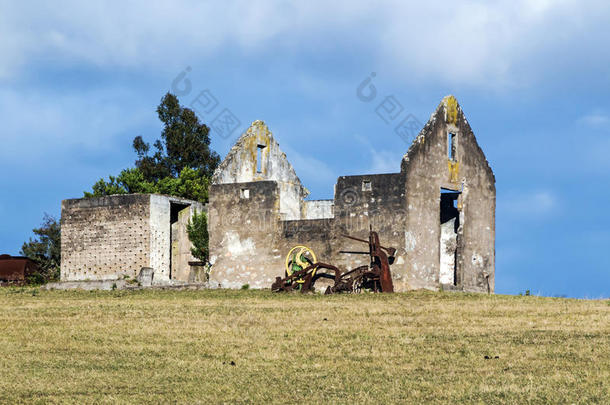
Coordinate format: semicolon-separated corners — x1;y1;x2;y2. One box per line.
20;214;61;284
187;209;209;263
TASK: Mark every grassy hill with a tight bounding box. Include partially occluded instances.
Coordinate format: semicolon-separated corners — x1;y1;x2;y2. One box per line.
1;288;608;404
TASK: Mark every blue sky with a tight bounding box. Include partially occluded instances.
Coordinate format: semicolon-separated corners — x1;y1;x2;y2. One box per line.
1;1;609;298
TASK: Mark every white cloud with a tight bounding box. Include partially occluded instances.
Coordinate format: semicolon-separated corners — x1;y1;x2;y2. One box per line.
369;150;402;174
578;111;610;127
499;190;559;218
353;134;402;174
1;1;608;88
281;144;338;195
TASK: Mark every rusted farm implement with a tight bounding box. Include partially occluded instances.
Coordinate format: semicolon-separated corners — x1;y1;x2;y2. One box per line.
271;228;395;294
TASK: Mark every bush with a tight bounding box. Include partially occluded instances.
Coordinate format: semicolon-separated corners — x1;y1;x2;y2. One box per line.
187;209;209;263
20;214;61;284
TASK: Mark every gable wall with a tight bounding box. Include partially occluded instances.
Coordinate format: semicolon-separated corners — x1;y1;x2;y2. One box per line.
400;97;495;292
212;121;308;220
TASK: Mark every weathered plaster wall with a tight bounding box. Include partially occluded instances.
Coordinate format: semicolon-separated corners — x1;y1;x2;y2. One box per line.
279;219;334;264
61;194;151;281
208;181;282;288
302;200;334;219
149;195;204;283
208;96;495;293
332;173;409;289
149;194;171;282
400;96;495;292
439;218;457;285
212;120;308;220
171;206;194;282
449;102;496;293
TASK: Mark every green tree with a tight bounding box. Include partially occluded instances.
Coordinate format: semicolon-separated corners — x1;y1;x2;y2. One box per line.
85;92;220;203
84;167;210;202
186;210;209;263
20;214;61;283
84;168;155;198
133;92;220;182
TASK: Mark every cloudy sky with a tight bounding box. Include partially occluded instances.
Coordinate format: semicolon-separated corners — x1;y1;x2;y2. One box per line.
1;0;609;297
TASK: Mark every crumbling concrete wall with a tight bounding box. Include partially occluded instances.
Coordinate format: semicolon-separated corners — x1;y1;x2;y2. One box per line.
212;120;309;220
171;205;195;282
209;96;495;293
302;200;334;220
331;173;408;288
61;194;203;283
149;194;171;282
400;96;495;292
207;181;282;288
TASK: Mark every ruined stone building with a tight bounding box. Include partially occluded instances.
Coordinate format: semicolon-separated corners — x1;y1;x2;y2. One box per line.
58;95;495;293
60;194;203;283
208;96;495;292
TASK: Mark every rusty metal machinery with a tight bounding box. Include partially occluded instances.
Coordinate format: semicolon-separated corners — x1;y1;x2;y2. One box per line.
271;228;396;294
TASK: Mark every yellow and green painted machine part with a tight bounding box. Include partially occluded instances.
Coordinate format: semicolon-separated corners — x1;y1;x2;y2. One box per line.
284;245;318;285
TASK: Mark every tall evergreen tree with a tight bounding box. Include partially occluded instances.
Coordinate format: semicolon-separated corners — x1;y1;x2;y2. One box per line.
133;92;220;182
85;92;220;203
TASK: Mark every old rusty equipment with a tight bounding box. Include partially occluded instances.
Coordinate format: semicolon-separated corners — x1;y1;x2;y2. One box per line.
271;228;395;294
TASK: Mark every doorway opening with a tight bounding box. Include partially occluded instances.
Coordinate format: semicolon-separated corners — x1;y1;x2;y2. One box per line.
439;188;460;286
169;202;190;280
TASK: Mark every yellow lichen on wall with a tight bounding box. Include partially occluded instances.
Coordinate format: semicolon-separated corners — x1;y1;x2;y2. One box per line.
443;95;458;124
447;160;459;183
245;121;271;180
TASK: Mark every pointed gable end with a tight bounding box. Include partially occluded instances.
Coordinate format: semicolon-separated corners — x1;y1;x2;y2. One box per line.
212;120;309;220
213;120;308;193
401;95;495;188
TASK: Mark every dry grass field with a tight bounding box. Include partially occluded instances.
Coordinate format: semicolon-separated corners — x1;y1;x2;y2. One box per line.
0;288;608;404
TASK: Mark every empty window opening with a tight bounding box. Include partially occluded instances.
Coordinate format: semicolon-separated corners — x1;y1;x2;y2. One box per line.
448;132;457;160
240;188;250;199
256;144;266;173
362;180;372;191
439;188;461;286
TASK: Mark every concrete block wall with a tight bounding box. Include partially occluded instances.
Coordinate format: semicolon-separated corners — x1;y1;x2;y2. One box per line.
61;194;204;283
61;194;151;281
